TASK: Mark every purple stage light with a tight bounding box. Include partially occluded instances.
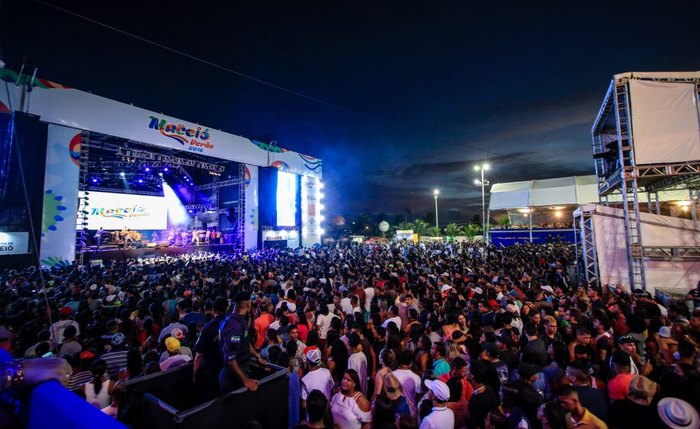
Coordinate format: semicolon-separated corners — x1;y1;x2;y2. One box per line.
164;167;169;172
91;178;98;183
138;179;144;183
145;167;151;172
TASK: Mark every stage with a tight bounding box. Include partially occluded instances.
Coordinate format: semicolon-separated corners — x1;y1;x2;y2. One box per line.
77;243;237;264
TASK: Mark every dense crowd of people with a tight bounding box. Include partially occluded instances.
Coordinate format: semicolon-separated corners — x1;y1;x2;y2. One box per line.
1;241;699;429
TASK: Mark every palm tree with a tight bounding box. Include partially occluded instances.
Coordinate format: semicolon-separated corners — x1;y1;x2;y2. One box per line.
444;223;463;241
396;221;415;231
463;223;481;239
426;226;441;237
412;219;429;236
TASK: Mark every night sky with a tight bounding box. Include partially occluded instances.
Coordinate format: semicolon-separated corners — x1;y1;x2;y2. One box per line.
2;0;700;225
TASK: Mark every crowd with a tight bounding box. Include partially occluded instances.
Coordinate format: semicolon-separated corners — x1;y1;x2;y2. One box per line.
0;241;699;429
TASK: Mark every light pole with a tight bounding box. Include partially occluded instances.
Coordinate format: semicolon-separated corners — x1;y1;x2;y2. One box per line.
474;164;490;243
433;189;440;230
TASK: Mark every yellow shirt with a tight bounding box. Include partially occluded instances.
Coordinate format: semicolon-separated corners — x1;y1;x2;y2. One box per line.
572;408;608;429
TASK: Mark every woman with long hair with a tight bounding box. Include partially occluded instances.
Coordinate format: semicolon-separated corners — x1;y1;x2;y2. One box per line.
330;369;372;429
372;348;398;400
414;335;432;373
83;359;114;409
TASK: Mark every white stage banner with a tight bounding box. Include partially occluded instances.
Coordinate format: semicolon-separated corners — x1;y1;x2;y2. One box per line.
39;125;81;267
592;205;700;294
0;232;29;255
629;80;700;165
245;165;259;250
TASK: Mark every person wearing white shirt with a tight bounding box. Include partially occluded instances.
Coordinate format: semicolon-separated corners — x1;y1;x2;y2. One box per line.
420;379;455;429
393;351;423;417
301;349;335;404
347;333;368;395
382;306;402;331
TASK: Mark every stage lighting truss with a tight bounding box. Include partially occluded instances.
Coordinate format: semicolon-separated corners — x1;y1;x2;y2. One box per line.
116;147;225;173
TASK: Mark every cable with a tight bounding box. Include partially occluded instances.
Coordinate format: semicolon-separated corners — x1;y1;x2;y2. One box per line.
34;0;359;115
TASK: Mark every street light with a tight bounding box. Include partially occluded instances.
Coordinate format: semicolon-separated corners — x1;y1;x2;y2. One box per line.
474;164;490;243
433;189;440;230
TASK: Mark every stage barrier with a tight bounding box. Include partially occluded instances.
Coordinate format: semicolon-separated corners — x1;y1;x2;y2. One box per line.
122;362;289;429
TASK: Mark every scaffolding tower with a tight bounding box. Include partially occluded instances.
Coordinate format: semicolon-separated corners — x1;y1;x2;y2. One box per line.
585;72;700;291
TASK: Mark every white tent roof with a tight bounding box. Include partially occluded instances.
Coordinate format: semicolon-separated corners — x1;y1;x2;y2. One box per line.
489;175;692;211
489;176;599;211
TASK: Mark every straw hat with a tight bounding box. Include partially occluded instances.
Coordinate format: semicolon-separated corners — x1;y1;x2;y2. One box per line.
657;398;699;429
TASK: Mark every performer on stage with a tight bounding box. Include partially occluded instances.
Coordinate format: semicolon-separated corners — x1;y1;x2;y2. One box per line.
95;227;104;248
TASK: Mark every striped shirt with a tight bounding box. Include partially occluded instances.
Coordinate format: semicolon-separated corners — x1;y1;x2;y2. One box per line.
101;350;129;380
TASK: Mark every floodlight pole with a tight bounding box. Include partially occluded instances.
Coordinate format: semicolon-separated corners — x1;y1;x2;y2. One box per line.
475;164;490;244
433;189;440;230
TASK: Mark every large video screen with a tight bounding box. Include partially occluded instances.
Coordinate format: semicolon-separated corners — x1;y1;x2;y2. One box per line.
84;191;168;230
276;171;297;227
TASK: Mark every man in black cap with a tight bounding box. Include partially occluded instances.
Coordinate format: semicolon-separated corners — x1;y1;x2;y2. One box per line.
193;297;228;400
219;292;265;393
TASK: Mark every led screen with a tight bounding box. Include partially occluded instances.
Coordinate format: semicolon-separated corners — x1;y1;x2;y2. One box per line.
276;171;297;227
84;191;168;230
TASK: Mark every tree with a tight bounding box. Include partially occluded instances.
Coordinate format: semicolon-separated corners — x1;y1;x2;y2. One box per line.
463;223;481;239
444;223;464;241
426;226;441;237
412;219;429;236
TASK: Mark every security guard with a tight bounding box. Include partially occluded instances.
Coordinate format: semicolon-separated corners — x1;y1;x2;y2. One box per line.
219;292;265;392
193;297;228;400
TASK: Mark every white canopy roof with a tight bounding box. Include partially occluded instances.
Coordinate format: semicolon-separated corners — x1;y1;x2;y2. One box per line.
489;175;692;211
489;176;600;211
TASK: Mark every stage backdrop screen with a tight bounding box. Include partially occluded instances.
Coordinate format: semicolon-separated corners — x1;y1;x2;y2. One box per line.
276;171;297;227
84;191;168;230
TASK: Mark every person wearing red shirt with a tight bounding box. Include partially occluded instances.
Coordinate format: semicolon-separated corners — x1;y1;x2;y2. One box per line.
253;304;274;349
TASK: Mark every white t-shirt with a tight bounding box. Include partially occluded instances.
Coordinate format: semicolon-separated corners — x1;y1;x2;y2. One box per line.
419;405;455;429
393;368;422;416
363;287;375;313
348;351;368;394
301;367;334;400
316;313;337;340
50;320;80;345
382;316;402;331
340;298;354;315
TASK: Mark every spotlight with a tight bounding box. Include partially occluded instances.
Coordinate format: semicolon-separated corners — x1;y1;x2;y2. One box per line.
159;172;163;177
164;167;169;172
138;179;144;184
145;167;151;172
91;178;98;183
120;172;125;177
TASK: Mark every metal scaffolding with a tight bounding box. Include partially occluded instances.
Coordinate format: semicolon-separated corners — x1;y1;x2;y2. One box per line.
587;72;700;291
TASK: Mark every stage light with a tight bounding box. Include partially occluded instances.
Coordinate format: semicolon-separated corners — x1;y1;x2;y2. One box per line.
318;181;324;190
120;172;125;177
145;167;151;172
318;192;325;200
164;167;169;172
159;172;163;177
138;179;144;184
318;215;325;222
163;182;190;225
91;178;98;183
318;228;325;236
